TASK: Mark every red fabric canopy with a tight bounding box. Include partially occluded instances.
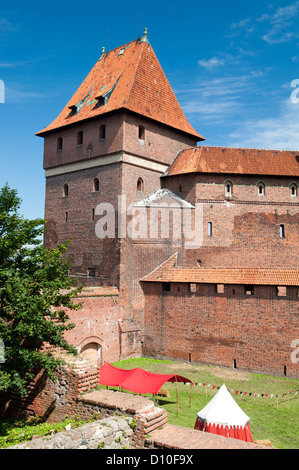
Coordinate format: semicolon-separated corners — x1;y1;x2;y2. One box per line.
99;363;193;394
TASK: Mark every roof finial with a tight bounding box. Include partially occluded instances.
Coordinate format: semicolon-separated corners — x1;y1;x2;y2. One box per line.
139;27;150;44
100;46;105;59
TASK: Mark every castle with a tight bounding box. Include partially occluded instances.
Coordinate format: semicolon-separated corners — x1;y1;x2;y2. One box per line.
36;29;299;378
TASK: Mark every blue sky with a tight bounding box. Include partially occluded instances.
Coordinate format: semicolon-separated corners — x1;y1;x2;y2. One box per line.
1;0;299;221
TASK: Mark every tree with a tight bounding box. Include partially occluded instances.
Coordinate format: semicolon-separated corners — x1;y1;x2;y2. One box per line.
0;184;82;397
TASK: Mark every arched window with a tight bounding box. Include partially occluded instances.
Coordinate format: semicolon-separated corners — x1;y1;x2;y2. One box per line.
93;178;100;192
257;182;265;196
137;177;144;192
63;183;69;197
290;183;297;197
99;124;106;140
225;180;233;197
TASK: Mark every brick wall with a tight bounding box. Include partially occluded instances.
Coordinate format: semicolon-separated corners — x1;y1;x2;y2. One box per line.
62;288;121;365
142;282;299;378
0;354;99;422
163;173;299;269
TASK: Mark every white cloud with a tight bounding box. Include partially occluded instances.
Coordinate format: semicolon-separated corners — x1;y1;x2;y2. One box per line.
227;2;299;44
259;1;299;44
229;99;299;150
177;73;265;123
198;57;225;69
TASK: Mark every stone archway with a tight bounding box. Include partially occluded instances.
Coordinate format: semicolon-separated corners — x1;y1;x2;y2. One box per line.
78;337;102;367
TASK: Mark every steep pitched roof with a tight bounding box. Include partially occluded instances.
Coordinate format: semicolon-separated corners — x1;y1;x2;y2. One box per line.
36;31;204;140
164;146;299;177
141;254;299;286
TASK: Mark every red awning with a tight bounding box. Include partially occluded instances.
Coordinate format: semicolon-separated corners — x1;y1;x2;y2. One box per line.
99;363;193;394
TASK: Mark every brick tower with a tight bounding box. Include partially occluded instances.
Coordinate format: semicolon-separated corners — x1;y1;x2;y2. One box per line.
36;29;204;363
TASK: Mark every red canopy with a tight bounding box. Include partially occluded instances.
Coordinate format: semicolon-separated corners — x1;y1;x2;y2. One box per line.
99;363;193;394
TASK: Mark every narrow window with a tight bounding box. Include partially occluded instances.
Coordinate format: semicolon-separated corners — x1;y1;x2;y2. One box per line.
245;285;254;295
57;137;63;151
188;353;192;363
138;125;145;140
208;222;212;236
258;182;265;196
284;366;287;376
137;177;144;192
93;178;100;192
88;268;96;277
163;283;171;292
233;359;237;369
99;125;106;140
179;185;182;192
77;131;83;146
290;184;297;197
280;224;285;238
65;211;68;223
92;208;95;221
63;183;69;197
225;181;232;197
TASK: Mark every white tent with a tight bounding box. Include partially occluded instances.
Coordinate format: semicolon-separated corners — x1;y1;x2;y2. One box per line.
194;384;254;442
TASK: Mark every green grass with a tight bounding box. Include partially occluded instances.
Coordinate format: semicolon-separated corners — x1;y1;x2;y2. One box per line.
108;358;299;449
1;358;298;449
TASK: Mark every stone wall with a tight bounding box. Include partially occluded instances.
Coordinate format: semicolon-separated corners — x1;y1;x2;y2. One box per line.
6;416;134;449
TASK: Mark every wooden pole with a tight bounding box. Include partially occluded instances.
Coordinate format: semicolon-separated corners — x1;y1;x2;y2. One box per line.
175;377;179;416
189;384;193;407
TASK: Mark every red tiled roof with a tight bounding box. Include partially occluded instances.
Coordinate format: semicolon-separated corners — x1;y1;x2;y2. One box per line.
164;146;299;177
141;254;299;286
36;35;204;140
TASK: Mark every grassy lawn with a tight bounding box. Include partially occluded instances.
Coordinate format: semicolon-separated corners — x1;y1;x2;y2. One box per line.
109;358;299;449
0;357;298;449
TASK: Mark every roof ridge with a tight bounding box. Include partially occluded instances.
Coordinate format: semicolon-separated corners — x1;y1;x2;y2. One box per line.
199;145;299;153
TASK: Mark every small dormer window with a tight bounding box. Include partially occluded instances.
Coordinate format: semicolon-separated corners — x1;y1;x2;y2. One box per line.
138;125;145;140
69;105;77;116
97;96;105;107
